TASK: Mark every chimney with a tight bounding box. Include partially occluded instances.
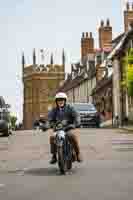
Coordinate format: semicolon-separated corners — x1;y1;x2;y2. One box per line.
81;32;94;64
124;1;133;32
98;19;112;50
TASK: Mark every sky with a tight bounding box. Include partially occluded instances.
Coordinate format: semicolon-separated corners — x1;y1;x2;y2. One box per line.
0;0;129;121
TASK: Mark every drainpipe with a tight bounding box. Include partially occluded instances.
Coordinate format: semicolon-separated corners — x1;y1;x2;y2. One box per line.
111;82;114;127
121;59;124;127
87;79;89;103
73;88;75;103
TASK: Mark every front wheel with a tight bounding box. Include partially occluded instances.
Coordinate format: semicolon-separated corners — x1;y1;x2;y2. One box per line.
57;147;66;174
67;160;72;170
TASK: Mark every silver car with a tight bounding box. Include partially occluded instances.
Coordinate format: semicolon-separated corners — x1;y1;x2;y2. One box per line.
71;103;100;128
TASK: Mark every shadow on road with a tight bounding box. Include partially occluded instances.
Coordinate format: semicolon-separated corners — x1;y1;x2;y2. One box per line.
24;167;77;176
24;167;61;176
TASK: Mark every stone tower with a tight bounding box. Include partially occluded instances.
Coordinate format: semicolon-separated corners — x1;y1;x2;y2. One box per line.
22;51;65;130
98;19;112;49
124;2;133;32
81;32;94;64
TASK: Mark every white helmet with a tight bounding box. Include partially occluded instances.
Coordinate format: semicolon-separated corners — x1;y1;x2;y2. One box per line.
55;92;67;101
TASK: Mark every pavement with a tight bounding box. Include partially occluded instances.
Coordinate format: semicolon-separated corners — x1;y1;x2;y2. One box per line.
100;119;133;132
121;125;133;132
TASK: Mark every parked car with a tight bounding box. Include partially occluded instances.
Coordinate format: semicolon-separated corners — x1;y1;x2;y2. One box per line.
71;103;100;128
0;97;11;136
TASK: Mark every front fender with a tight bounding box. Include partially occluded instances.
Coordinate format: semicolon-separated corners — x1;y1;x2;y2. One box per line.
55;130;65;147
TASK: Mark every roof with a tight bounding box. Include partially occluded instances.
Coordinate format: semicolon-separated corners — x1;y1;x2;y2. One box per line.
108;28;133;60
58;63;96;93
112;33;124;44
57;72;85;92
92;75;112;95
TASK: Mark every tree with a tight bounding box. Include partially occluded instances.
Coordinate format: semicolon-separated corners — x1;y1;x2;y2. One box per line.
122;48;133;97
10;115;17;129
127;64;133;96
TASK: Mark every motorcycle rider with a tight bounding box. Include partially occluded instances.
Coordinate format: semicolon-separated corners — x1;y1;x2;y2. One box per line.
48;92;82;164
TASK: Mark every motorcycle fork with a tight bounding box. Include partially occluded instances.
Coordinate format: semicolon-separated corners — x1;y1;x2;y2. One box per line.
64;136;72;160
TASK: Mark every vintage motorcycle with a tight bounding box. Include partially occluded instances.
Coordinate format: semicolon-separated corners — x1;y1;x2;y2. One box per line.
53;120;76;174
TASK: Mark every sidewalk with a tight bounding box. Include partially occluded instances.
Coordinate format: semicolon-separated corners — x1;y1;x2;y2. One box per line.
100;119;133;132
121;125;133;132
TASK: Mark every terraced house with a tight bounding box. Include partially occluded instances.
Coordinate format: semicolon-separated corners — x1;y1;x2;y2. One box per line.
58;2;133;127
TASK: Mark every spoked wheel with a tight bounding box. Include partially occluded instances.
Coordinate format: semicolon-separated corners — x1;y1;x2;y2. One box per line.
66;160;72;170
58;147;66;175
66;146;73;170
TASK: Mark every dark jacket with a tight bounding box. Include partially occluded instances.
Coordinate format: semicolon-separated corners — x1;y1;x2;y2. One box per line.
48;104;80;128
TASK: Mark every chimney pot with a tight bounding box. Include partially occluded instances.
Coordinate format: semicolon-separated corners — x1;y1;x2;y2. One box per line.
90;32;92;38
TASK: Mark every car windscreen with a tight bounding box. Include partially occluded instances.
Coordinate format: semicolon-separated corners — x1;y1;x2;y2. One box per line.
73;104;96;111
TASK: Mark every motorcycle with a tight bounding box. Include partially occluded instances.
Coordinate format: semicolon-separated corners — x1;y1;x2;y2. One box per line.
53;120;76;175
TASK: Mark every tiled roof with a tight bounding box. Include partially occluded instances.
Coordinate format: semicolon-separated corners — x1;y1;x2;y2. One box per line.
108;28;133;60
92;75;112;94
57;72;85;92
57;58;96;93
112;33;124;44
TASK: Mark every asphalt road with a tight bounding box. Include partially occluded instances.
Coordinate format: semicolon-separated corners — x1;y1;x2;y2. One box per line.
0;128;133;200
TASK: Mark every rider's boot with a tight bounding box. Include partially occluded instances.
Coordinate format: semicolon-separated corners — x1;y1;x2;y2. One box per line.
50;153;57;164
49;138;57;164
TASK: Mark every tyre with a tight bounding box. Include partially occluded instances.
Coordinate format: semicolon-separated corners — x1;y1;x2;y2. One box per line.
3;129;9;137
67;160;72;170
96;123;100;128
57;147;66;174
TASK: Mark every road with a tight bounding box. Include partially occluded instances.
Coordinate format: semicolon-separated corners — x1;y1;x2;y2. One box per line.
0;128;133;200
